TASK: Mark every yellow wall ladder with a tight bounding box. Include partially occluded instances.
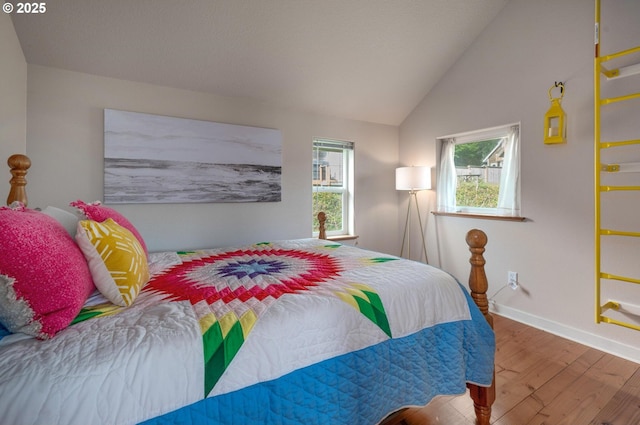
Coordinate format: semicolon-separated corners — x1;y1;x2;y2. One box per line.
594;0;640;331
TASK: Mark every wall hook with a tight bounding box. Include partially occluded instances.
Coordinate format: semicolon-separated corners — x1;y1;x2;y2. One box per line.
549;82;565;100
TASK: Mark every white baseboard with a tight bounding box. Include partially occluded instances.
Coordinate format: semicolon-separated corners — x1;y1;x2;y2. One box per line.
490;303;640;364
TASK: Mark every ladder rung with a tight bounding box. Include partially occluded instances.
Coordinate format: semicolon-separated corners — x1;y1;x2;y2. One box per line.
600;273;640;285
598;315;640;332
600;45;640;63
600;229;640;238
601;92;640;105
600;185;640;191
600;139;640;149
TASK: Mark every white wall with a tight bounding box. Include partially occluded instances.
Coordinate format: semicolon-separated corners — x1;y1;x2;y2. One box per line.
14;0;639;360
0;14;27;193
400;0;640;362
24;65;400;254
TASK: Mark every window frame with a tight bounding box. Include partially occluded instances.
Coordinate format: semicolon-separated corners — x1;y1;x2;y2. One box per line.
436;123;522;219
312;139;355;236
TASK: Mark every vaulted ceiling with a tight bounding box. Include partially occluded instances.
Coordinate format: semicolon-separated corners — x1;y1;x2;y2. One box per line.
11;0;509;126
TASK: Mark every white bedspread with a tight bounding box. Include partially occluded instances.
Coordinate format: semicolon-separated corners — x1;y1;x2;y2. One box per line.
0;239;471;425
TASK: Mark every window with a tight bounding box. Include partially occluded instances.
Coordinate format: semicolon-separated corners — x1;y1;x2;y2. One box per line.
312;139;354;236
436;123;520;217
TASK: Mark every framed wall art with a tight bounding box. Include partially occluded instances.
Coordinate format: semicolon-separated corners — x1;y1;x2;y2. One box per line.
104;109;282;204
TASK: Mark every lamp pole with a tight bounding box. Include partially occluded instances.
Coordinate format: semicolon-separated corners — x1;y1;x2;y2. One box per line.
400;189;428;263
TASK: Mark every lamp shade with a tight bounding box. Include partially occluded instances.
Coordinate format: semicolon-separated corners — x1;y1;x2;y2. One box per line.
395;166;431;191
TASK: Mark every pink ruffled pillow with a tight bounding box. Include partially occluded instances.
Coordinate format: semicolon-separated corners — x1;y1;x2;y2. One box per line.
70;200;148;256
0;204;95;339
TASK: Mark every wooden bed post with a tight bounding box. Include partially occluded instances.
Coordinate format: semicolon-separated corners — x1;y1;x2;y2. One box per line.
466;229;495;425
7;154;31;207
317;212;327;240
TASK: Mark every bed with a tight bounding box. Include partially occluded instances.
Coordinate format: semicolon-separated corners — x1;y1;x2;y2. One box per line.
1;153;495;425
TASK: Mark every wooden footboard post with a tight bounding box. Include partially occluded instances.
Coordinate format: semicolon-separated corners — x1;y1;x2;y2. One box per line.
466;229;495;425
7;154;31;207
317;212;327;240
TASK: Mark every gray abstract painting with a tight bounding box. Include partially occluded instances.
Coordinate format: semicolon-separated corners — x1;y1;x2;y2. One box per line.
104;109;282;204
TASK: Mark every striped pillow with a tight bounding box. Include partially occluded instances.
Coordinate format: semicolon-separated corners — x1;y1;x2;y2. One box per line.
70;200;148;257
76;219;149;307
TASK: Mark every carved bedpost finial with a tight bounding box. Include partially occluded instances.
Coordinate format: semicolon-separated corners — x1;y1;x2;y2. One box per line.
466;229;492;327
317;212;327;240
7;154;31;207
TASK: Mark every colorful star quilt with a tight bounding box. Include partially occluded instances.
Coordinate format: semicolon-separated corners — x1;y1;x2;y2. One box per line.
75;240;396;395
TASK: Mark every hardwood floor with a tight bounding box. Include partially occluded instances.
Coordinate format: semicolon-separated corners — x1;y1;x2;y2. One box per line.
382;314;640;425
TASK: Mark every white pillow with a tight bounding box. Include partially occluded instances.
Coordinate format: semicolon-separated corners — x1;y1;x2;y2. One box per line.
42;206;79;237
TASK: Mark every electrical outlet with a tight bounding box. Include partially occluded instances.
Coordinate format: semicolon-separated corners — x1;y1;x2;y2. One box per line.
508;271;519;290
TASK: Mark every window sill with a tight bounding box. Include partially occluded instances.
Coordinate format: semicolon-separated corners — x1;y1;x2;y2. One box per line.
432;211;526;222
326;234;359;242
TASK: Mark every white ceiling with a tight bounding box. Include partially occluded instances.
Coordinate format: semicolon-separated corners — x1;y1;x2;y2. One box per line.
11;0;509;126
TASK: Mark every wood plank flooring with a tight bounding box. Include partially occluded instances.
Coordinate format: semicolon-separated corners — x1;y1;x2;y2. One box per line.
382;314;640;425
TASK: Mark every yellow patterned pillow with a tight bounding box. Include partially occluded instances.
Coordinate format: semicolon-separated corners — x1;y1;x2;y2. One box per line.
76;218;149;306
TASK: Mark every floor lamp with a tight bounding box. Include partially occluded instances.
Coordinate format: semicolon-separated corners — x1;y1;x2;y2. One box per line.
396;166;431;263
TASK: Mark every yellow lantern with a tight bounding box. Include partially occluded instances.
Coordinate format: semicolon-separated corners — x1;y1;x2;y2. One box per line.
544;82;566;144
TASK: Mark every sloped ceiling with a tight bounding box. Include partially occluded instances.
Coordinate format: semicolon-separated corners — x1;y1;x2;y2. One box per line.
11;0;509;126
